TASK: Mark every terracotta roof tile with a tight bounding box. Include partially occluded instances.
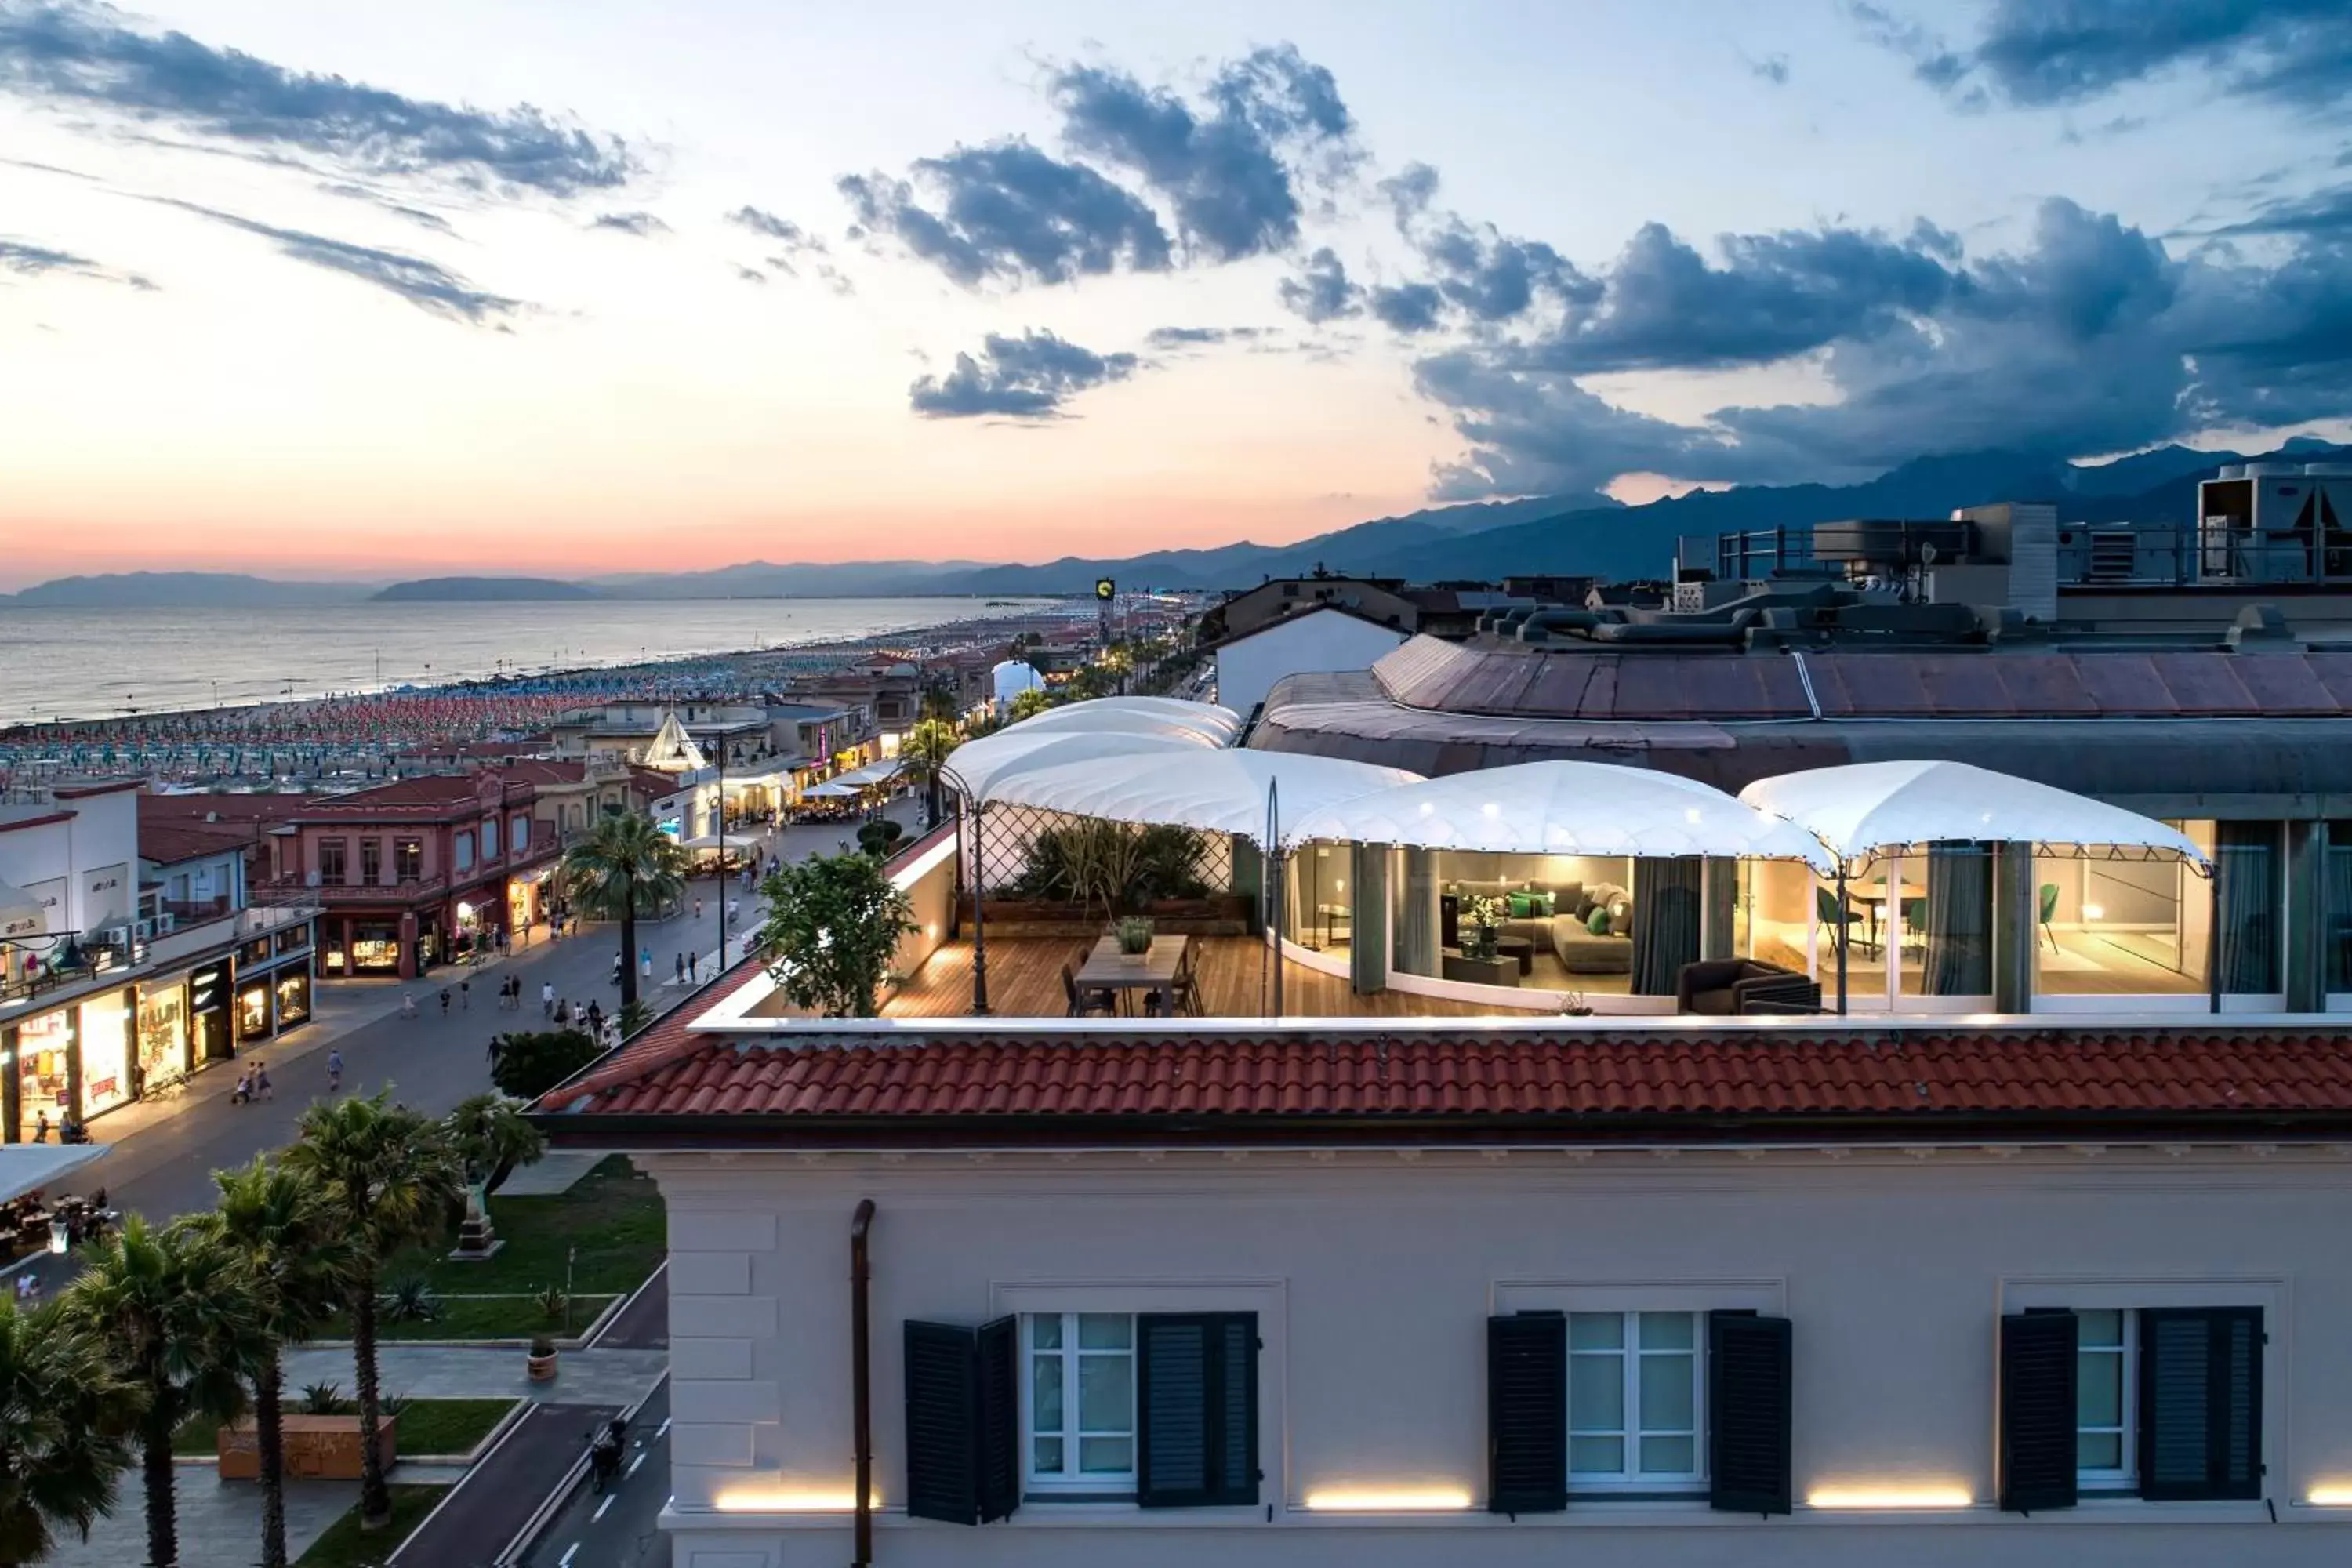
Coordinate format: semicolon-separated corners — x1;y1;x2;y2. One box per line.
548;1024;2352;1131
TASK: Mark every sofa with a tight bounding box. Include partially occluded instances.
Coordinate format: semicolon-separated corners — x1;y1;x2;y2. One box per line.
1446;881;1635;975
1675;958;1820;1016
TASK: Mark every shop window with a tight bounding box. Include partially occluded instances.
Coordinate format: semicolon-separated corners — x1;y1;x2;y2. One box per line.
351;925;401;975
274;971;310;1029
361;838;383;886
241;937;272;967
136;987;187;1084
454;833;475;874
275;924;308;956
482;818;499;860
2034;825;2216;997
15;1010;70;1140
78;991;131;1119
394;839;423;883
511;814;531;852
318;838;347;885
238;982;272;1043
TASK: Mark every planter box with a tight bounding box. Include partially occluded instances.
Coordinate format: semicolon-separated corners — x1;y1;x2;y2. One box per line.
217;1414;395;1480
967;895;1249;938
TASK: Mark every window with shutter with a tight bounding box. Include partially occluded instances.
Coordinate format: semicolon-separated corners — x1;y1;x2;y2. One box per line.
1705;1311;1791;1515
903;1317;1019;1526
1486;1312;1566;1515
2138;1306;2263;1501
1136;1312;1258;1508
1998;1310;2079;1512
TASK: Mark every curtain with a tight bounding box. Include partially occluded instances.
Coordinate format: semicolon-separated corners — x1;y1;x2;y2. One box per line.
1631;856;1703;996
2216;820;2281;993
1396;848;1440;977
1922;843;1993;996
2328;833;2352;995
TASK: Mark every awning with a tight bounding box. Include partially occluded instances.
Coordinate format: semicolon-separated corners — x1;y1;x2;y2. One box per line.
800;781;866;800
833;759;906;787
982;749;1423;847
0;1144;107;1204
0;880;40;941
1289;760;1836;872
944;729;1218;804
679;833;761;851
1739;760;2211;869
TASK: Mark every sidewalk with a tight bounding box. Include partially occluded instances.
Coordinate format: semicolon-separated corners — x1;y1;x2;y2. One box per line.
283;1344;671;1407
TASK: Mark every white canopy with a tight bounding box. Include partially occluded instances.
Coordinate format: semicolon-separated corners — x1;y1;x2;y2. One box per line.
680;833;761;851
1739;760;2211;869
982;749;1423;847
1006;698;1239;745
1289;760;1837;873
943;728;1217;803
0;1144;107;1203
833;759;905;787
800;781;866;800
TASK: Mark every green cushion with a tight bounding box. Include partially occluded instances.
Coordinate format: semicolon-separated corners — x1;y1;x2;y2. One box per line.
1507;891;1536;918
1528;891;1555;917
1586;906;1611;936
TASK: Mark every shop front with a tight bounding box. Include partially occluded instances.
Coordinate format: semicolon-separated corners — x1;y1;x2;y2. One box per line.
506;866;554;936
188;960;233;1063
138;984;190;1087
348;920;403;975
11;1007;71;1141
77;989;132;1123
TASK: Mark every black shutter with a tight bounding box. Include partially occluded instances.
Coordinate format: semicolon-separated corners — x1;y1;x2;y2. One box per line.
1138;1312;1258;1508
2139;1307;2263;1501
904;1320;979;1524
1486;1312;1566;1514
1998;1311;2078;1512
1707;1311;1792;1515
975;1316;1020;1523
904;1317;1021;1526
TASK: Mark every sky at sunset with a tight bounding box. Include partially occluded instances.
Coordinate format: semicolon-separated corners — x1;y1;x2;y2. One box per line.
2;1;2349;587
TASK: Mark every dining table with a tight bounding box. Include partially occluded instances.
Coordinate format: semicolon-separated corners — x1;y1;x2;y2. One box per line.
1847;883;1923;955
1075;934;1189;1016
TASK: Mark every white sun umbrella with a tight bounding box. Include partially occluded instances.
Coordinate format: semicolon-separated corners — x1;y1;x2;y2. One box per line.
985;747;1421;845
1289;760;1835;873
1004;699;1238;746
801;780;865;800
1738;760;2209;869
943;727;1217;804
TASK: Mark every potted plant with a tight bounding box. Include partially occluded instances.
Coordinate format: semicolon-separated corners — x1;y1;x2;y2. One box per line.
1116;916;1155;957
1462;895;1505;960
1558;990;1595;1018
527;1334;559;1382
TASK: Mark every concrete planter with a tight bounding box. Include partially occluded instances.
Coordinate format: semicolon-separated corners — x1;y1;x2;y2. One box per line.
217;1414;394;1480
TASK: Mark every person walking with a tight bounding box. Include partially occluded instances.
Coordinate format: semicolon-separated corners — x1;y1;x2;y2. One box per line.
728;897;740;927
554;998;570;1026
611;953;623;988
325;1049;343;1095
543;980;556;1018
694;896;703;921
641;947;653;983
402;992;418;1021
675;953;686;984
255;1062;273;1102
488;1034;504;1068
586;1000;603;1036
688;949;698;983
31;1111;49;1142
439;987;452;1017
459;977;470;1009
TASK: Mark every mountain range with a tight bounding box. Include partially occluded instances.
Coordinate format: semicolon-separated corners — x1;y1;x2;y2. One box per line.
5;440;2339;607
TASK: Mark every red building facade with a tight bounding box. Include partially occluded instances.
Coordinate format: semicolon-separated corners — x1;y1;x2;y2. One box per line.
263;769;560;980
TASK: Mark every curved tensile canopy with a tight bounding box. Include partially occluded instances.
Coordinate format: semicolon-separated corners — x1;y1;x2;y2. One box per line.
980;749;1423;847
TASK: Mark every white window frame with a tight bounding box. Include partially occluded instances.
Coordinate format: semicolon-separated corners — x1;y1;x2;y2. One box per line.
1567;1309;1706;1494
990;1280;1285;1514
2001;1276;2281;1508
2074;1308;2136;1490
1022;1312;1138;1497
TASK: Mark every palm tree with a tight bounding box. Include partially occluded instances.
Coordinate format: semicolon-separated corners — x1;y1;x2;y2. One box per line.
284;1094;462;1534
900;717;960;829
64;1219;261;1568
445;1093;545;1203
0;1296;136;1566
561;811;689;1009
196;1158;351;1568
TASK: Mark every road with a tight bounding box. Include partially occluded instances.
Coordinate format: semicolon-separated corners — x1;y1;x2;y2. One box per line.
391;1397;629;1568
517;1380;673;1568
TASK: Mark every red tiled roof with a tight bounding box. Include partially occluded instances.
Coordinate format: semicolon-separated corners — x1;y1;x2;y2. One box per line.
546;1025;2352;1134
140;792;311;826
138;819;258;866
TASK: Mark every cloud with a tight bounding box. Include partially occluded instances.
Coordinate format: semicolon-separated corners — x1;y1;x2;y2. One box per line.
2212;180;2352;238
0;1;637;195
1278;245;1361;322
1377;162;1440;232
146;198;519;323
590;210;667;237
1750;52;1792;85
1369;281;1444;333
0;234;152;288
1415;196;2352;499
731;263;766;285
1145;325;1269;347
316;182;456;234
1862;0;2352;114
728;205;815;244
1049;43;1356;263
909;328;1141;419
840;142;1170;287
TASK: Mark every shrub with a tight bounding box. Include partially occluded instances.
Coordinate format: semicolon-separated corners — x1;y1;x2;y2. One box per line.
528;1335;556;1359
535;1286;571;1324
489;1029;602;1102
301;1381;351;1416
382;1276;441;1324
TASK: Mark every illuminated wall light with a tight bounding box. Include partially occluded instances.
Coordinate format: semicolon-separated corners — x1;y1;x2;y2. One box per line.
714;1487;866;1512
1806;1485;1973;1510
2081;903;2105;921
1302;1486;1475;1512
2306;1484;2352;1506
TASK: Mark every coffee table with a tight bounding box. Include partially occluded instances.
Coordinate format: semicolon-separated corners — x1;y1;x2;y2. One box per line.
1493;935;1536;976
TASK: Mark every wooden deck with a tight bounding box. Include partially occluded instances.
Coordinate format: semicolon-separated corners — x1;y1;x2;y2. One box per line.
884;936;1503;1019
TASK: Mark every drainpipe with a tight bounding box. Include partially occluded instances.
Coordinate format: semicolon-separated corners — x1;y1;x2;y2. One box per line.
851;1199;877;1568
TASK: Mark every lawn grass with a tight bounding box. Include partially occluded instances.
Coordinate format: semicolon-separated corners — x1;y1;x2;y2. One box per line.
383;1155;664;1299
364;1293;620;1341
173;1398;519;1458
295;1482;441;1567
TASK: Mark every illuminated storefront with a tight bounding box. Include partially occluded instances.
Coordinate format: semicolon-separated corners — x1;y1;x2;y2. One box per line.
78;989;132;1120
138;985;189;1083
274;969;310;1029
350;921;402;975
13;1008;69;1140
237;978;271;1044
188;961;232;1064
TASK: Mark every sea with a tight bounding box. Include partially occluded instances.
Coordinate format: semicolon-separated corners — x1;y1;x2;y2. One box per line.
0;597;1062;726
